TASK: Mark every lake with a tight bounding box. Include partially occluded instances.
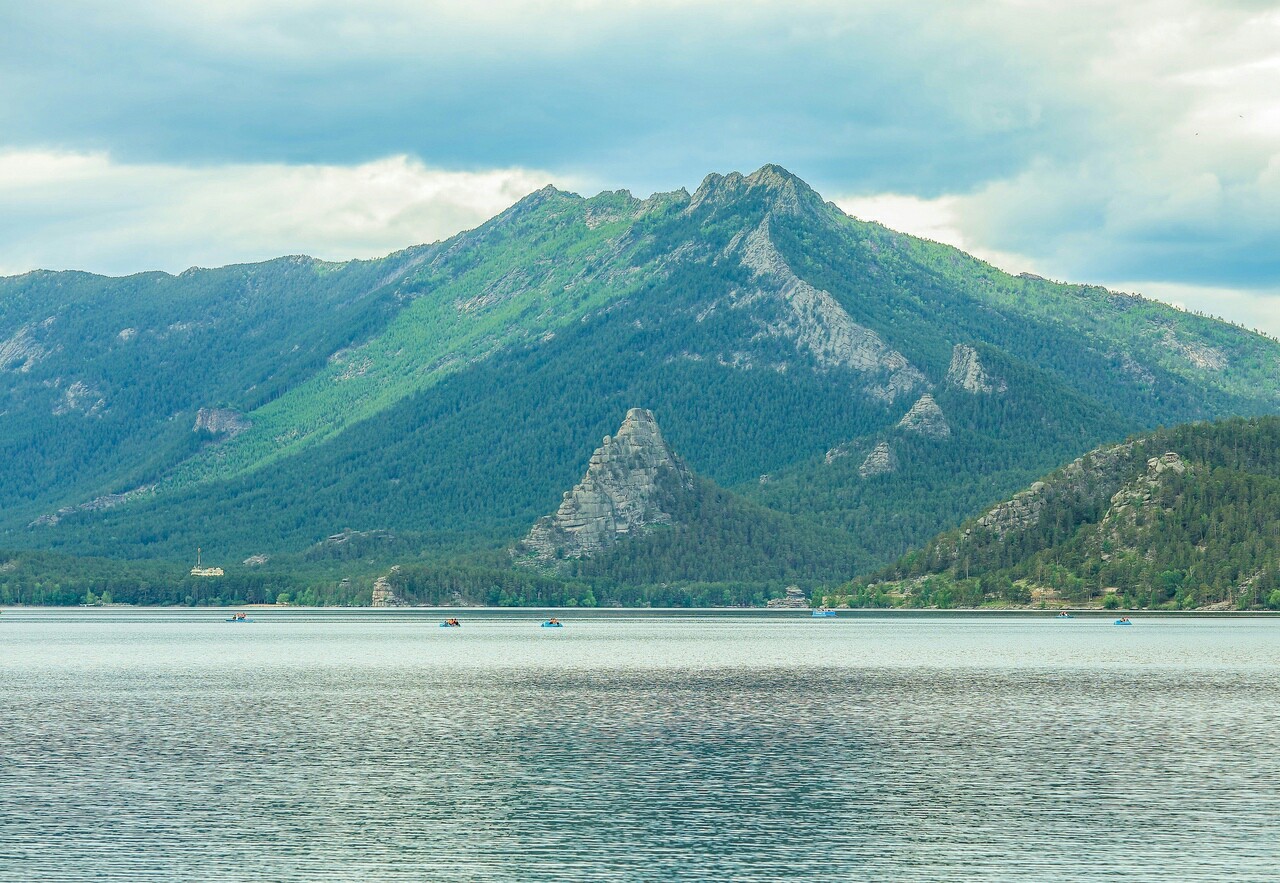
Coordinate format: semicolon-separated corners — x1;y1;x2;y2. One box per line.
1;609;1277;881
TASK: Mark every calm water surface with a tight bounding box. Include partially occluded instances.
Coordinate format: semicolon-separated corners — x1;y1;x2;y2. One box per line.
1;609;1277;882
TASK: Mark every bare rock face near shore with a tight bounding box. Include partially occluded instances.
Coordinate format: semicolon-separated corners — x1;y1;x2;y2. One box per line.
518;408;694;565
371;566;407;607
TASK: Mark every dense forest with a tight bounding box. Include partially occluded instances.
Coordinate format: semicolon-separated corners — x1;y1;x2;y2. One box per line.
825;417;1280;610
4;165;1280;605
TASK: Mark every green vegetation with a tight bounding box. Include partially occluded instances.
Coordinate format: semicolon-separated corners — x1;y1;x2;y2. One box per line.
5;166;1280;605
827;417;1280;610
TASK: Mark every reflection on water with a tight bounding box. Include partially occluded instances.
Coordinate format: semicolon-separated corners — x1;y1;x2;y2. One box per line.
1;610;1278;881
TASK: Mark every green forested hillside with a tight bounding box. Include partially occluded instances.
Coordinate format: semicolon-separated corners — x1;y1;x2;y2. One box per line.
4;165;1280;603
830;417;1280;610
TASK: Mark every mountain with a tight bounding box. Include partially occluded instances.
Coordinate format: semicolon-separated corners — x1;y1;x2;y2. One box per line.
831;416;1280;610
516;408;695;564
3;164;1280;602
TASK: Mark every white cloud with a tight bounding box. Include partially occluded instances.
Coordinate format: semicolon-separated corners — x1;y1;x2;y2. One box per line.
834;192;1044;276
0;152;571;276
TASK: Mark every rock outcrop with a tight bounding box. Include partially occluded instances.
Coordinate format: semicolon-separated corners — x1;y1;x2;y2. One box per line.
946;344;1005;394
52;380;105;416
518;408;693;564
1161;329;1226;371
970;442;1138;540
0;320;53;373
29;485;155;527
766;585;809;608
193;407;251;437
858;441;898;478
897;394;951;438
1104;453;1188;520
371;566;407;607
729;217;927;403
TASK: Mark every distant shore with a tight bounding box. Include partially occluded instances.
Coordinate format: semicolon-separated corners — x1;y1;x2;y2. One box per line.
4;604;1276;615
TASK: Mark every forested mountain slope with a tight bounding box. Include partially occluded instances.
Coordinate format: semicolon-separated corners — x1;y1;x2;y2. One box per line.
4;164;1280;598
830;417;1280;610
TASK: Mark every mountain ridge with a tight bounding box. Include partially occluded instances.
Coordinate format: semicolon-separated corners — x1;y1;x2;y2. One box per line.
3;164;1280;605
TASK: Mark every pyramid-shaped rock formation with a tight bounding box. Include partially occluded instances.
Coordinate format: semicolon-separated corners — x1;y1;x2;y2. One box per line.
858;441;898;477
897;394;951;438
518;409;694;563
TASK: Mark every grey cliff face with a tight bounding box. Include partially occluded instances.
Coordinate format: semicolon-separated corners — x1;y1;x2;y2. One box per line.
731;217;927;403
858;441;898;478
193;407;251;437
897;394;951;438
1161;329;1226;371
371;566;407;608
971;442;1138;540
946;344;1006;394
519;408;693;563
1103;452;1188;524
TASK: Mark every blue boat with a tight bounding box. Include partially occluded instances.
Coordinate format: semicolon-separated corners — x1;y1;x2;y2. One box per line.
225;616;252;623
1114;618;1134;626
541;620;564;628
440;618;461;628
811;609;837;617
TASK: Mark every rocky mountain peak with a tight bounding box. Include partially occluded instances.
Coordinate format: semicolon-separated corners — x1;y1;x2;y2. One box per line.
688;163;827;217
517;408;694;564
897;394;951;438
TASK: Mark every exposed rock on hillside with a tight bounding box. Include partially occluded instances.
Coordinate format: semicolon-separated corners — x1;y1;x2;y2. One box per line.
858;441;898;478
897;394;950;438
947;344;1005;394
1161;329;1226;371
766;585;809;608
193;407;251;437
0;323;51;373
1101;452;1188;531
518;408;693;564
52;380;105;416
371;566;407;607
30;485;155;527
971;442;1138;539
732;217;926;402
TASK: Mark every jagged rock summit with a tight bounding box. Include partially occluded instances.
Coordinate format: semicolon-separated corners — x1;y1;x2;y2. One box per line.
518;408;694;564
897;394;951;438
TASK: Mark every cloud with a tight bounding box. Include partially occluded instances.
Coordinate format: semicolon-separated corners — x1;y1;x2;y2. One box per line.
2;0;1279;323
940;1;1280;290
0;1;1078;193
0;151;567;275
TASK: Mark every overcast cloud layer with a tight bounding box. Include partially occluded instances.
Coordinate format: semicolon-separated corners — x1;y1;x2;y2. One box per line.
2;0;1278;331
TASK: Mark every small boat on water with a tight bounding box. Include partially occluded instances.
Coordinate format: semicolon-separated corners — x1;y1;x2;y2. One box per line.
541;619;563;628
1056;612;1073;619
226;612;251;623
440;618;461;628
811;608;837;617
1114;617;1134;626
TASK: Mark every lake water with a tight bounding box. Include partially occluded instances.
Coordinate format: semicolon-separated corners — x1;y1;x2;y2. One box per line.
1;609;1277;882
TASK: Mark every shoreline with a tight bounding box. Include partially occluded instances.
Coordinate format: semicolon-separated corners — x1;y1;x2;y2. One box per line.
3;604;1276;616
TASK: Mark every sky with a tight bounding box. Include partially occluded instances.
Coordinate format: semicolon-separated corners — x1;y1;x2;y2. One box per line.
2;0;1279;333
